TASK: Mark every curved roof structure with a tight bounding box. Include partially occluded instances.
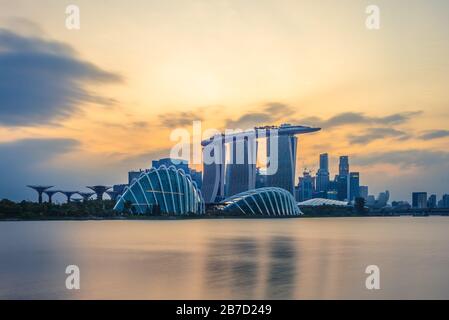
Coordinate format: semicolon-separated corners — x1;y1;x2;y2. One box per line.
114;165;205;215
221;187;302;216
298;198;350;207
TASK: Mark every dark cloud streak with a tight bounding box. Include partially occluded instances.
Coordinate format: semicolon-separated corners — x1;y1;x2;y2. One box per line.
0;28;122;127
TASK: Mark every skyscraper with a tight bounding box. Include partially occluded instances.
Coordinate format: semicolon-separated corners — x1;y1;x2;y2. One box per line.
438;194;449;208
225;137;256;197
349;172;360;201
339;156;349;176
316;153;330;193
297;171;314;202
202;139;225;203
412;192;427;209
266;134;298;195
337;156;349;201
427;194;437;208
359;186;369;200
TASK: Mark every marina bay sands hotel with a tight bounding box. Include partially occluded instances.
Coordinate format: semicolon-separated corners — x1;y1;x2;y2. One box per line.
201;124;320;203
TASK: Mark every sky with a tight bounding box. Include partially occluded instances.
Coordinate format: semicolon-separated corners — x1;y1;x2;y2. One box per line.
0;0;448;202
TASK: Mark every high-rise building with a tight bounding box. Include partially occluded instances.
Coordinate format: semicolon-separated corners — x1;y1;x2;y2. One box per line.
225;137;256;197
427;194;437;208
316;153;330;193
266;134;298;195
412;192;428;209
202;139;226;203
349;172;360;201
339;156;349;176
297;171;314;202
438;194;449;208
359;186;369;200
336;156;349;201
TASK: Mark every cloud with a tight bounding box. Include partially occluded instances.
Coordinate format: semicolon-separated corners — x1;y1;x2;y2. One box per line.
0;28;122;127
347;128;411;144
302;111;422;129
225;102;294;129
158;111;204;128
418;130;449;140
353;149;449;168
0;138;80;200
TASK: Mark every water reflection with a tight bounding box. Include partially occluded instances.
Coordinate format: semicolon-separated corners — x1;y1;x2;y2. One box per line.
204;236;297;299
265;236;296;299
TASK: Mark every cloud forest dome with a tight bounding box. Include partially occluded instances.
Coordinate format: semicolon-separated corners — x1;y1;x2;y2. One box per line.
114;165;205;215
221;187;302;216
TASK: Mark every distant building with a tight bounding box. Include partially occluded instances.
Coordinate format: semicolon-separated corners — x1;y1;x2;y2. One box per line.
327;190;338;200
225;137;256;197
359;186;369;200
128;170;143;185
339;156;349;176
349;172;360;201
438;194;449;208
336;156;349;201
337;174;348;201
366;191;390;209
297;170;314;202
113;184;127;195
427;194;437;208
412;192;427;209
316;153;330;192
266;134;298;195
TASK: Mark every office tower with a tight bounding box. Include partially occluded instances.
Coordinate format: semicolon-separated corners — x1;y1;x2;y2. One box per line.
412;192;428;209
225;137;256;197
349;172;360;201
337;174;348;201
359;186;369;200
336;156;349;201
202;138;225;203
316;153;330;193
266;134;298;195
438;194;449;208
339;156;349;176
297;171;314;202
427;194;437;208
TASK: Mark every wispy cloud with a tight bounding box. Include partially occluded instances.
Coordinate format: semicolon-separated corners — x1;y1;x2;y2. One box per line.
158;111;204;128
225;102;294;129
302;111;422;129
418;130;449;140
353;149;449;168
0;28;122;127
347;128;411;144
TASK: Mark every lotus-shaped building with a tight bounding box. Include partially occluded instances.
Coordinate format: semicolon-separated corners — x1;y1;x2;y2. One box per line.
221;187;302;216
114;166;205;215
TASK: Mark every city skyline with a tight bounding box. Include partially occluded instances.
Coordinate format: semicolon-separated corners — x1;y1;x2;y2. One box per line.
1;0;449;202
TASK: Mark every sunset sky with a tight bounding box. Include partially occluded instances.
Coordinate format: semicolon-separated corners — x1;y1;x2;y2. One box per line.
1;0;448;202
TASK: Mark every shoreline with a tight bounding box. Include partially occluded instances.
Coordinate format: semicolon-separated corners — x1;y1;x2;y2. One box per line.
1;213;448;222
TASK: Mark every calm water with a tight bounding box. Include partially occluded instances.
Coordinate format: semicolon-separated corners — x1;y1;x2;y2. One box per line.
1;217;449;299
